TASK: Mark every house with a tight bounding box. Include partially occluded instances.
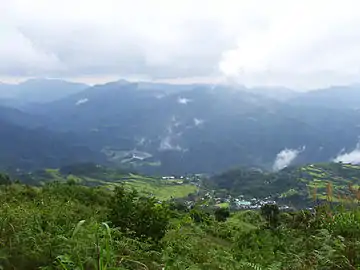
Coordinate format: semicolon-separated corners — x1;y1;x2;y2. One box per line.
162;176;175;180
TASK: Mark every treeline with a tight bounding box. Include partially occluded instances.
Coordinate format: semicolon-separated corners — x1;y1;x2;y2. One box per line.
0;175;360;269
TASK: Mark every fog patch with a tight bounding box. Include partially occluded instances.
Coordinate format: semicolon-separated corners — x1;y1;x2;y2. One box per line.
159;136;183;151
136;137;147;146
273;146;305;171
155;94;165;99
333;143;360;164
158;116;185;152
75;98;88;105
193;118;204;126
178;97;192;105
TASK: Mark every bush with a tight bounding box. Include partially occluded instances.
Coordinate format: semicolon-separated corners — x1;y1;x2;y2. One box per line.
108;186;170;242
214;207;230;222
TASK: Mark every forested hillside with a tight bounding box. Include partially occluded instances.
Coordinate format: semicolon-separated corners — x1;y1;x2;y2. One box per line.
0;120;105;171
207;162;360;207
2;80;360;174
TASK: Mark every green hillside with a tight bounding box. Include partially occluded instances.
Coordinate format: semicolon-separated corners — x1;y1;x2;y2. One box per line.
290;163;360;201
208;162;360;206
14;163;197;201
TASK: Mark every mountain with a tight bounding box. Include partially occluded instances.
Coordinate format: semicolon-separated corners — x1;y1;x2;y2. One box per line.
289;85;360;110
0;106;105;171
247;86;299;101
207;162;360;207
0;78;88;106
17;80;360;175
0;105;42;128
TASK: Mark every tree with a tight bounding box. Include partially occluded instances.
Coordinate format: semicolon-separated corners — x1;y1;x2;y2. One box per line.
108;186;170;241
214;207;230;222
261;204;280;228
0;173;11;185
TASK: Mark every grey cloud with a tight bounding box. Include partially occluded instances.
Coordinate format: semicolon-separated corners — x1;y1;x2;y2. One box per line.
2;0;360;88
4;17;235;79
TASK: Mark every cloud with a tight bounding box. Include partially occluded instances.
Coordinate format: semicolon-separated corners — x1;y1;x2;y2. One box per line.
333;143;360;164
2;0;360;88
177;97;192;105
159;136;183;151
193;118;204;126
75;98;89;105
159;116;185;151
273;146;305;171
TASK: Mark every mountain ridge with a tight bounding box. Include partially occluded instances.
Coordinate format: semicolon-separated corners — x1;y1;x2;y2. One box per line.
2;80;360;174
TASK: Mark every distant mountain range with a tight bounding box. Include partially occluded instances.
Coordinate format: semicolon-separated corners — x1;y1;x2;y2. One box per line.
1;78;360;174
0;78;88;107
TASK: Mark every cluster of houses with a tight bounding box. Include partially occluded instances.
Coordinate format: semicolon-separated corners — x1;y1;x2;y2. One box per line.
201;191;291;210
159;174;292;211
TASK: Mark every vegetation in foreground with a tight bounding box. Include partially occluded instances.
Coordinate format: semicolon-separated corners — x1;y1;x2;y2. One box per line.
0;172;360;270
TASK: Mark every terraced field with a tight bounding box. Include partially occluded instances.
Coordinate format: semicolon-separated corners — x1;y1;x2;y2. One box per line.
210;162;360;207
16;166;197;201
281;163;360;203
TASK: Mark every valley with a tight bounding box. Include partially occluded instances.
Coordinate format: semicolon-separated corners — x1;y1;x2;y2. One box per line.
1;79;360;175
1;79;360;269
2;3;360;268
9;161;360;210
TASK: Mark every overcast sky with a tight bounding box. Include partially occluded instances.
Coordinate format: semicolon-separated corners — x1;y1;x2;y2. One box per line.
1;0;360;89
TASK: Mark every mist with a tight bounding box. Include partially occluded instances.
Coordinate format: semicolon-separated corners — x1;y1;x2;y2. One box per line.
333;143;360;164
273;146;305;171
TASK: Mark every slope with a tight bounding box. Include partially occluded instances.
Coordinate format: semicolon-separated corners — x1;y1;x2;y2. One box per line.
208;162;360;206
0;107;105;171
289;85;360;110
14;163;197;200
19;80;360;174
0;78;88;107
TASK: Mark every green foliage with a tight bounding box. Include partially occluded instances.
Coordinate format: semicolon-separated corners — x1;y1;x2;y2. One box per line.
108;185;170;242
214;207;230;222
14;165;197;201
207;163;360;207
1;172;360;269
0;173;11;185
261;204;280;228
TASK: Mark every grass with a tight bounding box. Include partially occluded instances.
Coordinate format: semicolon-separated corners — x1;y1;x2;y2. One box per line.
124;179;197;200
280;188;298;198
226;211;259;232
216;202;230;208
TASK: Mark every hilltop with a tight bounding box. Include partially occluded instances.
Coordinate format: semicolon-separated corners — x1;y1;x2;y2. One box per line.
206;162;360;208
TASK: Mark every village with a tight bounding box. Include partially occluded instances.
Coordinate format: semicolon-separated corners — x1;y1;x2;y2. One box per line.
161;173;292;211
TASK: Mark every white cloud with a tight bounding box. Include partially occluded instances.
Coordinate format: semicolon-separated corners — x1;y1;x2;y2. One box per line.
273;146;305;171
75;98;88;105
177;97;192;105
193;118;204;126
333;143;360;164
159;136;183;151
2;0;360;88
